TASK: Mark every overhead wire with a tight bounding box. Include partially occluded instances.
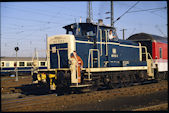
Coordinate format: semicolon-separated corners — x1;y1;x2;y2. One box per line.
42;3;86;19
1;4;84;37
2;15;59;24
1;3;87;28
1;15;63;37
2;2;86;57
129;28;136;36
113;1;140;23
127;7;167;13
1;6;77;25
2;25;59;41
1;5;61;19
155;25;167;37
3;4;86;21
118;2;167;19
114;2;167;38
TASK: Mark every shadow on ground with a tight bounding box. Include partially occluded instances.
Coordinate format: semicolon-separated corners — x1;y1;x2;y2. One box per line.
14;83;54;96
13;80;158;97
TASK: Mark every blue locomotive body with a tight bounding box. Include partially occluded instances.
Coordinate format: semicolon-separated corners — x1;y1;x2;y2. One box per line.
76;38;147;68
39;20;156;91
49;37;147;69
49;22;147;69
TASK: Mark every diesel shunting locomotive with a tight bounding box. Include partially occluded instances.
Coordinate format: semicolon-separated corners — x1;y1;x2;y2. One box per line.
32;19;167;94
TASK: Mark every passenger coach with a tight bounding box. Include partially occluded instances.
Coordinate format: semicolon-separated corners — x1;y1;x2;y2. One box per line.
127;33;168;79
0;57;47;76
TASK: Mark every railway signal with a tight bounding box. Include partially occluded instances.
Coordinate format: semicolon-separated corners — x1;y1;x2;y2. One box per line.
14;46;19;81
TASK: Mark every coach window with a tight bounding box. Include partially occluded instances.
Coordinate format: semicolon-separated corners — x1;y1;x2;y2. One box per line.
19;62;25;67
14;62;17;67
159;48;162;58
6;62;10;67
41;62;46;66
27;62;32;66
1;62;5;67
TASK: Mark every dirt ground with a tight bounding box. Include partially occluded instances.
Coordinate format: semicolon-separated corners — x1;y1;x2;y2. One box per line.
1;76;32;92
1;75;168;111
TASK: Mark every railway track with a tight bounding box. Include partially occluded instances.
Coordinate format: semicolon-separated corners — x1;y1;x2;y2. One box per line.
132;103;168;111
1;80;167;111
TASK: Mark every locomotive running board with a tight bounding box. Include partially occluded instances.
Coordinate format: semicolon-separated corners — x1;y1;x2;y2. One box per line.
85;66;148;72
70;84;92;88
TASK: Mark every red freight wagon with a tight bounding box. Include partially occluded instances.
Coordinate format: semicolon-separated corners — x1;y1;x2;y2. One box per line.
127;33;168;73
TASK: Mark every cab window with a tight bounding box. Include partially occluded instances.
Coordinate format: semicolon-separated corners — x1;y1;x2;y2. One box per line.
101;30;105;41
87;31;95;36
67;31;73;35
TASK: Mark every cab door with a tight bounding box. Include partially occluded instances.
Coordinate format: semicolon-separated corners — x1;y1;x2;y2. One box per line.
50;43;68;69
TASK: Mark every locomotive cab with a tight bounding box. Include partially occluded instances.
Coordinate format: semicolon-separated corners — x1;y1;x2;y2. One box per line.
63;21;118;43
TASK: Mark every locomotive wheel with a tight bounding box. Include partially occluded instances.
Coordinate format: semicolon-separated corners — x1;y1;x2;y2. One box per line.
134;72;142;84
123;74;131;87
106;76;114;89
161;73;165;80
108;82;121;89
106;75;121;89
165;72;168;80
71;88;83;94
56;71;71;95
139;71;146;84
115;76;122;88
91;80;99;91
158;73;164;80
162;72;167;80
154;69;160;80
128;75;134;86
107;80;115;89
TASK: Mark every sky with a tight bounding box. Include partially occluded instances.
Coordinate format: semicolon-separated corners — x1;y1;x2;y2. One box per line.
1;1;167;57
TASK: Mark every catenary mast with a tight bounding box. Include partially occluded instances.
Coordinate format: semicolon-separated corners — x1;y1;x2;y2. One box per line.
86;1;93;23
111;1;114;27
